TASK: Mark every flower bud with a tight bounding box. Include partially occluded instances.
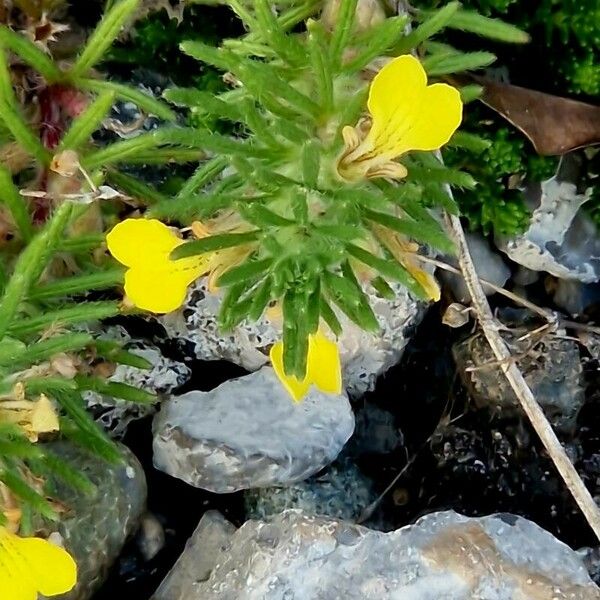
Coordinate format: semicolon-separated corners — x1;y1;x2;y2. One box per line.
322;0;387;33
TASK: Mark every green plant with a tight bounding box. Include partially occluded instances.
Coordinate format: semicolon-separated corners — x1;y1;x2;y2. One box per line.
136;0;526;384
0;0;179;530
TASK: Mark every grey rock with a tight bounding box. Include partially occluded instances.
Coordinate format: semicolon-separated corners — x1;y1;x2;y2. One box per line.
453;312;584;433
152;509;600;600
152;511;237;600
85;326;190;438
152;367;355;493
498;178;600;282
244;459;375;522
48;441;147;600
137;512;166;562
443;232;511;302
159;277;425;398
552;279;600;316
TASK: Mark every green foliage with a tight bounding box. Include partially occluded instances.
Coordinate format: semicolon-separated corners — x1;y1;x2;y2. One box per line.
0;0;164;527
153;0;524;379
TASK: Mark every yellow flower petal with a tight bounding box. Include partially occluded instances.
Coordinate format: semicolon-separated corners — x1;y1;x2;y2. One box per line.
270;332;342;402
124;260;204;314
106;219;183;269
367;55;463;157
0;527;77;599
306;331;342;395
269;340;311;402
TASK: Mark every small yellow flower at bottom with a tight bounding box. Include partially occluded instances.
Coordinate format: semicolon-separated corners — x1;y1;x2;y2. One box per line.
0;527;77;599
337;54;463;182
270;331;342;402
106;219;211;314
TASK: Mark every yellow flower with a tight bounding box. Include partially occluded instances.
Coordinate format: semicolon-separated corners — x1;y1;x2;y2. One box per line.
106;219;211;314
337;54;463;181
0;526;77;599
270;331;342;402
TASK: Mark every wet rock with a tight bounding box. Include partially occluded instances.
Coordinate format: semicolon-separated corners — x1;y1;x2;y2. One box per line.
152;511;236;600
159;277;425;398
498;177;600;282
551;279;600;316
244;459;375;522
85;326;190;438
49;441;147;600
443;232;511;302
152;367;354;493
152;509;600;600
137;512;166;562
453;310;584;433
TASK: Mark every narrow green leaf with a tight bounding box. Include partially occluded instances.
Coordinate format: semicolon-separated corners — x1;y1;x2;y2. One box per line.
248;277;272;321
406;164;477;189
93;340;153;369
363;208;453;253
307;19;333;114
216;257;272;287
27;267;124;300
36;450;96;494
330;0;359;69
301;141;321;188
106;170;168;206
448;131;491;153
0;333;92;366
319;295;342;336
172;231;260;259
56;233;104;253
0;203;72;341
69;0;139;78
445;9;530;43
0;165;33;241
82;131;166;169
74;375;156;404
165;88;241;122
0;27;62;81
180;41;238;72
8;302;119;337
76;77;176;121
422;51;496;76
371;275;395;299
394;2;460;53
346;243;427;299
0;468;56;520
59;91;115;152
342;16;408;74
0;94;50;164
176;156;229;200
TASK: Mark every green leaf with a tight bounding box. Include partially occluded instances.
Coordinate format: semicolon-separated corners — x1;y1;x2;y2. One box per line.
93;340;153;369
406;164;477;189
0;27;62;82
394;1;460;53
165;88;241;121
82;131;167;169
35;450;95;494
59;91;115;151
330;0;359;69
76;78;177;121
0;94;50;165
253;0;305;65
319;295;342;336
8;302;119;337
307;19;333;114
0;165;33;241
0;467;57;520
422;51;496;76
106;170;169;206
27;267;124;300
180;41;238;72
0;333;92;366
323;268;379;332
447;131;491;153
171;231;260;259
175;156;229;200
216;257;272;287
371;275;395;299
343;16;408;73
444;9;530;44
301;141;321;188
74;375;156;404
0;203;72;341
346;244;427;300
362;208;453;253
69;0;140;78
248;277;272;321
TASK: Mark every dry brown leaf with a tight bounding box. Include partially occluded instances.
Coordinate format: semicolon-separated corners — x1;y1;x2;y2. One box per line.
457;75;600;156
